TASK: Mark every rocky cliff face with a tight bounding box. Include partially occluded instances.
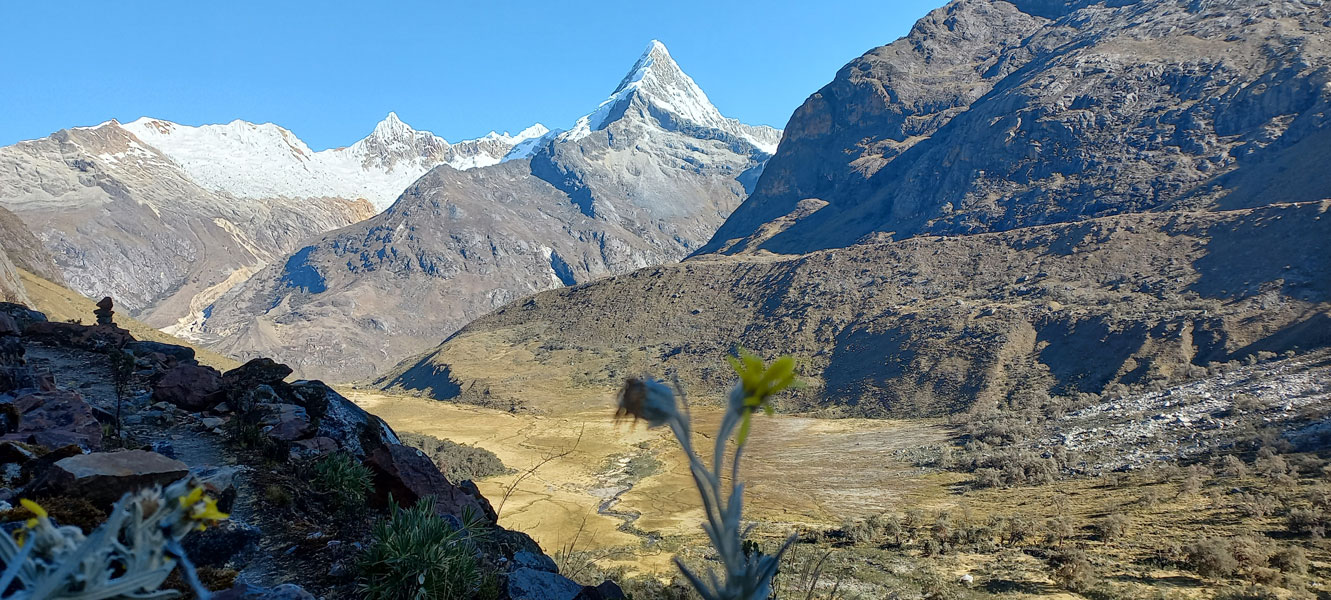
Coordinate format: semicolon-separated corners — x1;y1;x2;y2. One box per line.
192;42;782;382
0;205;63;304
701;0;1331;254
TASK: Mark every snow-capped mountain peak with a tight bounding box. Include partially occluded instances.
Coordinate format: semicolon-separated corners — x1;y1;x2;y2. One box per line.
365;111;421;143
560;40;781;154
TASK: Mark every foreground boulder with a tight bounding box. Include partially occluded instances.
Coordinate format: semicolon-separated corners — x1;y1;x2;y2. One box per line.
34;450;188;506
223;358;293;391
507;568;584;600
125;340;196;366
2;390;102;450
153;364;225;411
0;303;46;331
0;313;18;337
365;444;488;520
287;380;397;458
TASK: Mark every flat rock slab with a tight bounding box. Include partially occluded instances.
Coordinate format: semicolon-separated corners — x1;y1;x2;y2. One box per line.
42;449;188;506
3;390;102;450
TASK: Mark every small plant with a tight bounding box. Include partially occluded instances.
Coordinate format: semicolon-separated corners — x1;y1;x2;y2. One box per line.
0;477;227;599
312;452;373;510
1187;538;1239;578
1050;548;1097;593
263;484;293;508
1095;513;1129;542
357;498;489;600
614;349;798;600
108;349;135;445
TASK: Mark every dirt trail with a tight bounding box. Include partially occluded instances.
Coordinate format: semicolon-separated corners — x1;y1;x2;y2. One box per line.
24;343;281;586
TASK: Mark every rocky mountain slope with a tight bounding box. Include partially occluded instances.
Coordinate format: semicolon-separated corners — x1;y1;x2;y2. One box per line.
194;41;782;382
378;201;1331;416
378;0;1331;416
700;0;1331;254
0;205;63;304
0;112;546;335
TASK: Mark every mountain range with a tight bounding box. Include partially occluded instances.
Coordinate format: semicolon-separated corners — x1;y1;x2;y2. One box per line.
166;41;780;381
0;105;553;333
0;41;780;382
378;0;1331;414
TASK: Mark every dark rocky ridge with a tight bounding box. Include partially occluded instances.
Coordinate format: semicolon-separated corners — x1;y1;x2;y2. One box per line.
379;202;1331;417
700;0;1331;255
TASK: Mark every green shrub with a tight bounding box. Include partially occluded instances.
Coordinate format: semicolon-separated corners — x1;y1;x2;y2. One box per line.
313;452;373;510
399;432;510;482
1050;548;1096;593
1268;545;1307;575
358;498;488;600
1187;538;1238;578
1286;508;1330;537
1095;513;1128;542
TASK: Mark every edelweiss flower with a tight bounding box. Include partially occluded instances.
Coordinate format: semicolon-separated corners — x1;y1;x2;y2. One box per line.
615;377;679;428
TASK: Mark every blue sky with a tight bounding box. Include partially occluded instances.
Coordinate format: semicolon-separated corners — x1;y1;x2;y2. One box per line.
0;1;941;150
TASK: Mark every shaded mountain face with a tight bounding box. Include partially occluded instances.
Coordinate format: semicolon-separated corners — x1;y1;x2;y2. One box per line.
701;0;1331;255
194;42;782;382
0;205;64;305
380;201;1331;417
0;113;545;333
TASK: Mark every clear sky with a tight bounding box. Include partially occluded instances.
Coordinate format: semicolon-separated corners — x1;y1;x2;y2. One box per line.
0;1;942;150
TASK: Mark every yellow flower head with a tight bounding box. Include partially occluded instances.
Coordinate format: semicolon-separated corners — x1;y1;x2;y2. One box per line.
178;487;229;531
726;349;797;444
179;487;204;509
19;498;46;529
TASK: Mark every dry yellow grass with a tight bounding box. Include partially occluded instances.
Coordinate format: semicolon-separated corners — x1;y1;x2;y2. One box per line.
344;389;953;575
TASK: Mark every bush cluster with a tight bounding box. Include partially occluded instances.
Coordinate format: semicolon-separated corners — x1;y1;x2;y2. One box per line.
399;432;510;482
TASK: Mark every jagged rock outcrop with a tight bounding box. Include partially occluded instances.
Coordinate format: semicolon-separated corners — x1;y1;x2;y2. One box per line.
196;41;782;382
701;0;1331;254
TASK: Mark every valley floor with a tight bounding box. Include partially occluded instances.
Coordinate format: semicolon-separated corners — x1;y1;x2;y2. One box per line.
348;350;1331;599
345;390;954;575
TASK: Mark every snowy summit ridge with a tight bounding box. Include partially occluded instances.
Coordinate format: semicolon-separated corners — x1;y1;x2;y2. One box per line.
56;40;778;213
118;113;548;211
